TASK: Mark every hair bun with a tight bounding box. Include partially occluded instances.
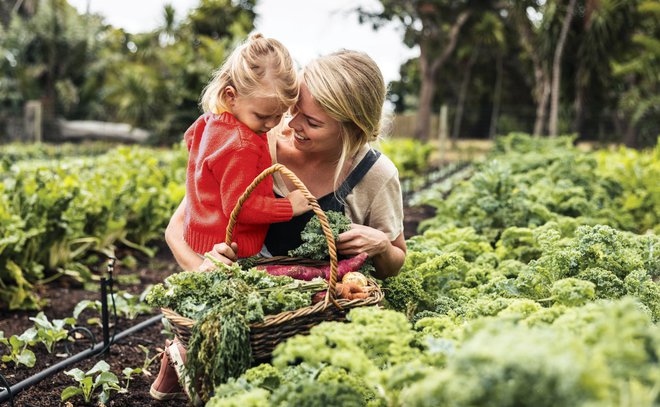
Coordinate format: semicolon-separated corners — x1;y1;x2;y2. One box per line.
249;32;264;41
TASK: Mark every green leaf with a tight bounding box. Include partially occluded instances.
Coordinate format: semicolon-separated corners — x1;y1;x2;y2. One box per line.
17;327;37;343
81;376;94;402
95;371;119;387
65;368;86;382
17;349;35;367
86;360;110;375
73;300;95;319
122;366;141;377
60;386;82;401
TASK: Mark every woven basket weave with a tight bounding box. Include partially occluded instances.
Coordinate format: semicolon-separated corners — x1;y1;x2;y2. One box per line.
161;163;383;362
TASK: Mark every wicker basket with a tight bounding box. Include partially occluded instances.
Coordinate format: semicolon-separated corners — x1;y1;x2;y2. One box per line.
161;163;383;362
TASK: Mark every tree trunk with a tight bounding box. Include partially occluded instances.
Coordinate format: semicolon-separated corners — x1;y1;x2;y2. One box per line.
623;124;637;148
572;77;586;137
488;52;504;139
512;7;549;136
42;0;58;130
534;75;551;136
549;0;578;137
415;68;436;141
413;10;472;140
451;48;479;142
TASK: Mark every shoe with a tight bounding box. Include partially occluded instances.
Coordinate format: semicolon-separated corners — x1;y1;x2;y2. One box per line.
149;339;185;401
167;338;202;406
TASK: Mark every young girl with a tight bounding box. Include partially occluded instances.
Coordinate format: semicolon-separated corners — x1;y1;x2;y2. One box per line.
181;33;309;260
150;34;309;402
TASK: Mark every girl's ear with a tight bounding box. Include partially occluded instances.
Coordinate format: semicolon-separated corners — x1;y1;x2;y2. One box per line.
223;86;237;107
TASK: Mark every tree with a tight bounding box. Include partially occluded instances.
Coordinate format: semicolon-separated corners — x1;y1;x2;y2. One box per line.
611;0;660;147
548;0;577;136
450;11;505;141
0;0;105;134
359;0;475;140
508;0;552;136
571;0;638;139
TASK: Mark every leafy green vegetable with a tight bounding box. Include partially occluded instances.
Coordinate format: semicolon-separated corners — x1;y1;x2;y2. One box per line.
288;211;352;260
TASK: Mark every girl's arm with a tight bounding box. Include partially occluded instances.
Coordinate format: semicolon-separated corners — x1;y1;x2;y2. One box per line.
337;225;407;279
165;197;204;271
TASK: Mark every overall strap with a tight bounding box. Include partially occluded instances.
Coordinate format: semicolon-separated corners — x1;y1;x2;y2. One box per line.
335;148;382;202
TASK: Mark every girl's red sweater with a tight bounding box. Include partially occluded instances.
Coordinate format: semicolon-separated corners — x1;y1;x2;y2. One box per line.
183;112;293;257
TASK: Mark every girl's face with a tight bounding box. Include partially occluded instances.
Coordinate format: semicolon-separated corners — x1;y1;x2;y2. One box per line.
225;87;285;134
287;82;343;157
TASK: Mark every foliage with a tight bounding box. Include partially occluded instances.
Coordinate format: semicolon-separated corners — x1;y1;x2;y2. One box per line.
61;360;121;404
0;330;36;368
28;311;76;353
418;133;658;240
288;211;352;260
401;299;660;407
147;261;327;401
0;143;186;310
73;290;152;323
593;141;660;234
377;138;434;179
611;1;660;146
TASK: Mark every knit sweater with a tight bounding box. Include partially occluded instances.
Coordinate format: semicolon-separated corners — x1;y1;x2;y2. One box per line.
183;112;293;257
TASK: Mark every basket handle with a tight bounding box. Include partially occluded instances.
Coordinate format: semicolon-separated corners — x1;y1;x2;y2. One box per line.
224;163;340;306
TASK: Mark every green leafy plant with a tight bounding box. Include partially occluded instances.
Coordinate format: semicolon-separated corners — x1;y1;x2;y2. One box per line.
0;330;36;368
61;360;121;404
73;290;152;324
288;211;352;260
29;311;76;353
121;366;142;391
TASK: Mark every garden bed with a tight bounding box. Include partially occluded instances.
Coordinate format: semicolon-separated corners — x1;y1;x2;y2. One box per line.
0;247;182;406
0;203;434;406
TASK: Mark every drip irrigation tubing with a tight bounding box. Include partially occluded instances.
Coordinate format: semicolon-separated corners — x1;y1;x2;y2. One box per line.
0;314;163;405
1;257;159;405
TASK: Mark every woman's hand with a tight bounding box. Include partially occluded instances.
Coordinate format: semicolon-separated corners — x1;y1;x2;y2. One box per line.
337;224;407;279
198;242;239;272
336;224;389;257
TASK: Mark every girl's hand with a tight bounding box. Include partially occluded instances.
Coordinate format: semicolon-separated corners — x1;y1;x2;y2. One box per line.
198;242;239;272
287;189;312;216
336;224;389;257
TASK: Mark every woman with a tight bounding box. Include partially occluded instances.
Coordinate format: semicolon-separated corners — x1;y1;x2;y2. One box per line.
151;49;406;402
168;49;406;279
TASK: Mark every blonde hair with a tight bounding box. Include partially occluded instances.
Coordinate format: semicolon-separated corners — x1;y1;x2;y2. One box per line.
302;50;386;188
201;33;298;114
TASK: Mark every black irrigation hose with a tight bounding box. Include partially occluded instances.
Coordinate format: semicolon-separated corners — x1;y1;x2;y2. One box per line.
1;258;159;405
0;314;163;405
0;373;13;407
64;326;97;354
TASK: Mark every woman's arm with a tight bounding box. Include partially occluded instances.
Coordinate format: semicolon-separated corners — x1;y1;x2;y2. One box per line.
337;225;407;279
165;197;204;271
166;197;239;271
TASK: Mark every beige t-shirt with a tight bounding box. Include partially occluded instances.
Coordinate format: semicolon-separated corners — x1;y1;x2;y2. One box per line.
268;133;404;241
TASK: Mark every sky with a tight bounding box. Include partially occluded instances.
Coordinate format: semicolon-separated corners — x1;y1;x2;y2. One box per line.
66;0;419;85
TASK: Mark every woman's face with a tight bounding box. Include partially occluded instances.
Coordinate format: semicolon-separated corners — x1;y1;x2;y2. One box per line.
287;81;343;157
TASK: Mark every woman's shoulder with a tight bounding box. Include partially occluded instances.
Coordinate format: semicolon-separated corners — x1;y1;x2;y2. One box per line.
361;145;399;180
